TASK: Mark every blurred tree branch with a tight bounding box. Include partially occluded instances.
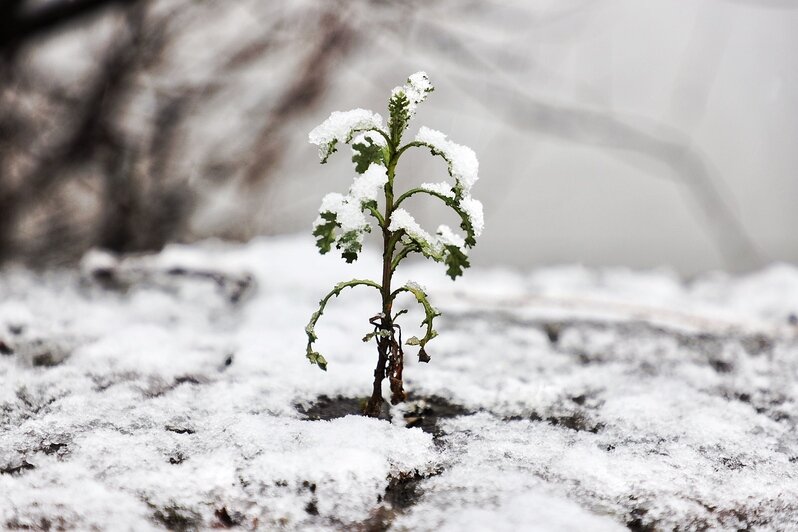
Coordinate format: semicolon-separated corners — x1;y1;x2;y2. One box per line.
0;1;354;265
0;0;138;50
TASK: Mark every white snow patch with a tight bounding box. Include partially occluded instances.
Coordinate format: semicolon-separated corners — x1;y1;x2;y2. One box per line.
415;126;479;192
436;225;466;251
460;195;484;237
420;182;455;199
308;108;383;160
391;71;433;117
388;208;436;250
348;164;388;205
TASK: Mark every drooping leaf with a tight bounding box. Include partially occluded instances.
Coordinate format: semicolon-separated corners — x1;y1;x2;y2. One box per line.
304;279;382;370
319;141;338;165
306;351;328;371
313;211;338;254
393;308;409;321
398;282;441;363
443;244;470;280
336;229;365;263
417;347;430;363
352;137;384;174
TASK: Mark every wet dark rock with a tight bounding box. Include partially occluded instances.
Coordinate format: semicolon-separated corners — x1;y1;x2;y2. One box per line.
169;452;186;465
545;411;604;433
151;505;202;531
571;394;587;405
709;359;734;374
5;517;66;530
720;456;745;471
736;393;751;403
297;395;389;421
16;338;71;367
91;371;139;392
353;506;396;532
41;442;68;456
14;387;59;418
352;469;443;531
304;499;319;516
403;395;473;440
626;507;657;532
1;461;35;476
505;409;604;433
0;339;12;355
213;507;242;528
145;375;206;398
165;425;195;435
543;322;562;345
384;472;427;510
740;334;773;356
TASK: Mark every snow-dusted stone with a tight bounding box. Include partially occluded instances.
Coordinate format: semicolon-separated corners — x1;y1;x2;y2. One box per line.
2;237;798;530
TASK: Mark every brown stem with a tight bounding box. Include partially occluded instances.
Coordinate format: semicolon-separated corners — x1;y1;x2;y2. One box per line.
365;334;390;417
364;143;406;417
365;228;395;416
387;329;406;405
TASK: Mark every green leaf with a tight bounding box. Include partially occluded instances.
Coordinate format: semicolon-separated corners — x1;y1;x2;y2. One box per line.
336;229;365;263
395;283;441;363
306;351;328;371
312;211;338;254
417;347;430;363
319;141;339;165
363;329;391;342
304;279;382;370
444;245;470;280
393;188;479;257
388;91;411;143
352;137;384;174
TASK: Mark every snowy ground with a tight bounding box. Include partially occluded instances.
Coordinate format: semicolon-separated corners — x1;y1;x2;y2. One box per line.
1;236;798;531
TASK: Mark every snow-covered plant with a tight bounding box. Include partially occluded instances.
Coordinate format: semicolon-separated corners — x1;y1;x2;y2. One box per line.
305;72;484;416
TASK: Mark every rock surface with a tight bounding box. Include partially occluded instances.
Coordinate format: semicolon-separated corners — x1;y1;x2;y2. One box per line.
1;236;797;531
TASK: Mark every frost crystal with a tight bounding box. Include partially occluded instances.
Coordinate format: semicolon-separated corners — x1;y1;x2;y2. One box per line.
309;109;384;161
420;182;455;199
415;127;479;192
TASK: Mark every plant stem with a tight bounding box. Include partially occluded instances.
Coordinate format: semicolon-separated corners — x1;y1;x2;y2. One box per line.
365;141;404;416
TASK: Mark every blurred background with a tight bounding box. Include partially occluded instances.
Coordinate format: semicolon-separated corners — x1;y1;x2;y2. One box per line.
1;0;795;275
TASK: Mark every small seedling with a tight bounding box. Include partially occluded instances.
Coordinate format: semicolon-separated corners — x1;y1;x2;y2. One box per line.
305;72;484;417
